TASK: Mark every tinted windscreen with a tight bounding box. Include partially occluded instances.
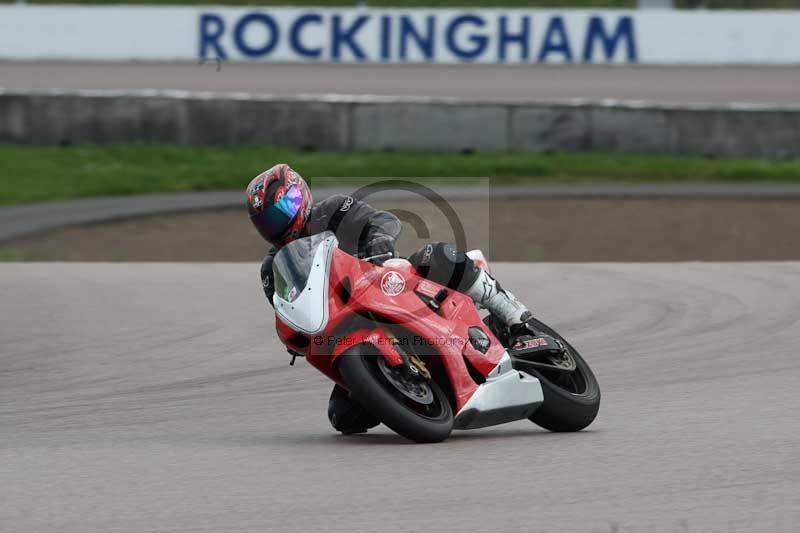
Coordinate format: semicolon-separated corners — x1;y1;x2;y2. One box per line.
273;232;334;303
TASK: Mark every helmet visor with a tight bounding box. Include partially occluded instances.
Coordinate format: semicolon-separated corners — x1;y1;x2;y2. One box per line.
253;184;304;243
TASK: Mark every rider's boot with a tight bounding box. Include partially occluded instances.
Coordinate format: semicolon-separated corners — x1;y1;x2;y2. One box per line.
466;269;566;358
328;385;380;435
465;269;534;339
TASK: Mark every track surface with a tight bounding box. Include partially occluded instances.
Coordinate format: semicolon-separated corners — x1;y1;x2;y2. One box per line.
4;62;800;104
2;263;800;532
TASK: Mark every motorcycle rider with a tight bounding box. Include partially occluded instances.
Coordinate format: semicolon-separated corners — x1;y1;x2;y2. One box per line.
247;164;536;434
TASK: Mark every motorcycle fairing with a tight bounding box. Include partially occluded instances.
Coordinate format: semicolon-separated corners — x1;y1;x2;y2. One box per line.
309;248;530;413
453;353;543;430
330;328;405;367
273;232;337;335
275;240;544;421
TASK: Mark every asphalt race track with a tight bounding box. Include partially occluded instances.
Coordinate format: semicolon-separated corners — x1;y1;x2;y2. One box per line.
4;62;800;104
2;262;800;532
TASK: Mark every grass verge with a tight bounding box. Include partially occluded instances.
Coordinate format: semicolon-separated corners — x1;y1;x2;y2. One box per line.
2;143;800;206
0;248;41;261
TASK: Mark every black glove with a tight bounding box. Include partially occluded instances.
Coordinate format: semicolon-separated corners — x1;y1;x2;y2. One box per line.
364;235;396;264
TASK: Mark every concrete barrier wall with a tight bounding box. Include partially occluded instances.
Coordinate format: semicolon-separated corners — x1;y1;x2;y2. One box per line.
2;89;799;158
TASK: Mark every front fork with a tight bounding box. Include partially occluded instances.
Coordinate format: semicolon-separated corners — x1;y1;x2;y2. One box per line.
329;326;431;384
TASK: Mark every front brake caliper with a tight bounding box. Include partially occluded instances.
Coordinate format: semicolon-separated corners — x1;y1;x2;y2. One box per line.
408;354;432;380
384;329;431;381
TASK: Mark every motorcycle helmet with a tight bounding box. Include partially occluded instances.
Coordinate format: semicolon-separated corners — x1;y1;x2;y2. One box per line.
246;164;313;247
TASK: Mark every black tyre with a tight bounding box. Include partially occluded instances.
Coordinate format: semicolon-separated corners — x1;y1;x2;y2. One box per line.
523;319;601;432
336;344;453;443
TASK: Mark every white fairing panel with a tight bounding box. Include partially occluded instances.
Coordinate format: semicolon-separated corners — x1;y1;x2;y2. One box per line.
454;352;544;430
273;234;337;335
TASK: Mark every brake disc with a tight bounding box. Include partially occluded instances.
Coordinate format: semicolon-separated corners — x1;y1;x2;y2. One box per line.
377;357;435;405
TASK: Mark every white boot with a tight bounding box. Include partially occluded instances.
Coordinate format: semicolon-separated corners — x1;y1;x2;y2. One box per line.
465;269;531;327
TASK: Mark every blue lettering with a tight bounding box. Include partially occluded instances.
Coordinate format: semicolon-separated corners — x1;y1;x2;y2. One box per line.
380;15;392;60
290;14;323;59
498;15;530;62
233;13;279;58
399;15;435;61
538;16;572;63
332;15;369;61
582;16;637;63
199;13;227;60
446;15;488;61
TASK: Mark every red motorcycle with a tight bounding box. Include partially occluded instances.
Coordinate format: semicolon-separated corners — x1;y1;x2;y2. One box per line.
273;232;600;443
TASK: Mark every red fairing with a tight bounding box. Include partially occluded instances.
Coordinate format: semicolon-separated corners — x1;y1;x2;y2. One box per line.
330;328;405;367
276;248;506;413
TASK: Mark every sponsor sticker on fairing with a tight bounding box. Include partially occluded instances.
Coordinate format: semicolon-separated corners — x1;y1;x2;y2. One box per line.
515;337;549;350
381;271;406;296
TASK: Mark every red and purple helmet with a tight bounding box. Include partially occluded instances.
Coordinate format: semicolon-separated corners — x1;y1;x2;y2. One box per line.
246;164;313;247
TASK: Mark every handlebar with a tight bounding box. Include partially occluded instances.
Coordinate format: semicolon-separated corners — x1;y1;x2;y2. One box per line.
362;252;395;264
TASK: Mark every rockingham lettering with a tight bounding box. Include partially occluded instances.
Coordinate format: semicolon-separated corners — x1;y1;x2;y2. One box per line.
198;10;638;64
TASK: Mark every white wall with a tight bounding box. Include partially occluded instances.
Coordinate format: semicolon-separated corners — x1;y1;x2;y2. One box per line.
0;6;798;65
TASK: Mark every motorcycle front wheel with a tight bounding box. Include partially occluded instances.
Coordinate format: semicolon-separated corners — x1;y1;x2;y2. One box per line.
337;344;453;443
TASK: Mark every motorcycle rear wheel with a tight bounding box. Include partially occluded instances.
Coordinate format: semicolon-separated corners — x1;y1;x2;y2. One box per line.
521;319;601;432
337;344;453;443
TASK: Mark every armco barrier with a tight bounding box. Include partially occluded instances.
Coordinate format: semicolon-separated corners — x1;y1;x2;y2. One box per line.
1;89;799;158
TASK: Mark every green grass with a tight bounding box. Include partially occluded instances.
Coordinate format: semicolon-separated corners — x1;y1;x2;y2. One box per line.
0;248;38;261
2;143;800;206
